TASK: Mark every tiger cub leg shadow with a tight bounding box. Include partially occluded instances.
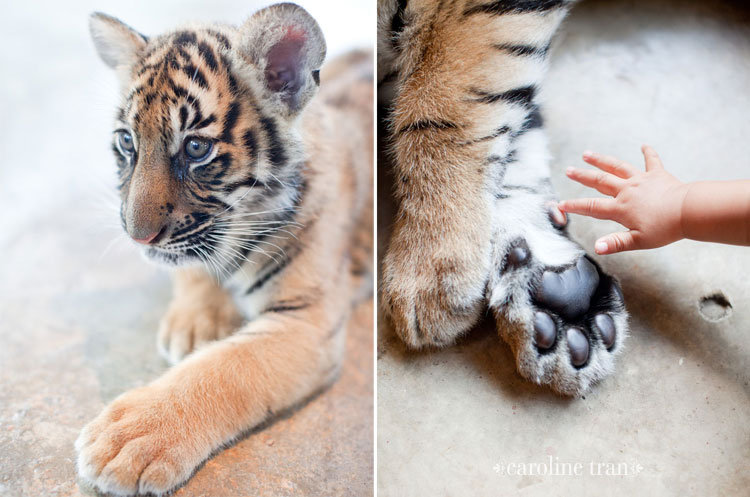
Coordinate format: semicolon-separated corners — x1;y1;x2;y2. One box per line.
487;155;628;395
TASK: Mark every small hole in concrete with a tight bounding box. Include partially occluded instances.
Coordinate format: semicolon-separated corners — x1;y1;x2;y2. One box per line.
698;293;732;322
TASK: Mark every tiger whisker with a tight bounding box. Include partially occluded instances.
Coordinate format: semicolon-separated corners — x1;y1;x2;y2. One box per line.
206;242;245;276
195;246;226;282
216;205;300;220
213;227;297;241
211;241;280;268
215;213;298;225
206;234;282;266
97;232;129;262
213;220;302;229
267;172;291;189
212;240;259;273
214;175;263;217
194;244;230;281
208;228;288;243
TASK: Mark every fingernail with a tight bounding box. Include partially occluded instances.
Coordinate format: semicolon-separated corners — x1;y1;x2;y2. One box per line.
583;150;593;158
595;240;608;254
566;166;575;175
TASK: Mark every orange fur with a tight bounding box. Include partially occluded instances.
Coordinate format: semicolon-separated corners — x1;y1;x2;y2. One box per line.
79;5;372;494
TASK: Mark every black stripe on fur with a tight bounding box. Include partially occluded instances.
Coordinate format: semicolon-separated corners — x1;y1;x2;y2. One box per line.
493;43;549;57
470;85;536;107
464;0;569;17
397;119;459;135
259;116;287;169
220;102;241;143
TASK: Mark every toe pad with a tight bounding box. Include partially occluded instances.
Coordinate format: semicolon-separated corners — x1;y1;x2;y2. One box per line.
595;314;616;349
533;312;556;350
505;241;531;269
566;328;589;367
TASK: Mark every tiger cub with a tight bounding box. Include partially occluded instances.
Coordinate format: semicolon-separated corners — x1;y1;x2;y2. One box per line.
378;0;627;395
77;4;372;495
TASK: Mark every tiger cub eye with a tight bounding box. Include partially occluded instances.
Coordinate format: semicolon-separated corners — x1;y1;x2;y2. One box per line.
184;137;212;161
117;131;134;154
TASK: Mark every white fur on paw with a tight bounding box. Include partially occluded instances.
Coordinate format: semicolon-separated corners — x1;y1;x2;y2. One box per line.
75;386;205;496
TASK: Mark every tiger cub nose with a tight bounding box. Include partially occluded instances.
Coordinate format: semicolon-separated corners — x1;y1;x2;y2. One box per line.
130;226;166;245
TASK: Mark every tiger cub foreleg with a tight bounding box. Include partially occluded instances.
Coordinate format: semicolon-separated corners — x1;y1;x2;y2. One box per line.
157;267;244;364
381;7;507;348
380;1;577;348
452;3;628;395
75;299;346;495
485;125;628;396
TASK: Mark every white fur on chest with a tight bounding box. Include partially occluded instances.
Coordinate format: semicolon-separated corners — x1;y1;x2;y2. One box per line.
222;258;276;321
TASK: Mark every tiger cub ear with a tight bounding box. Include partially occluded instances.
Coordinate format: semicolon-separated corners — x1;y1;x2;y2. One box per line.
89;12;148;70
240;3;326;117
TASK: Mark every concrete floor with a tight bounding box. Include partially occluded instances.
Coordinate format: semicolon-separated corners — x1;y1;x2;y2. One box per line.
377;1;750;495
0;2;373;496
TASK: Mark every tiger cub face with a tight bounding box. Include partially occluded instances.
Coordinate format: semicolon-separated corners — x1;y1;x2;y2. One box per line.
90;4;325;269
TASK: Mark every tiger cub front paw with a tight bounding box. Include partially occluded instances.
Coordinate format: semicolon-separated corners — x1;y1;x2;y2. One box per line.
381;221;491;348
75;385;210;496
489;239;628;396
158;286;243;364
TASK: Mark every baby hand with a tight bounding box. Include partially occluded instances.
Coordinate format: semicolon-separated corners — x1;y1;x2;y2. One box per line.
559;145;688;254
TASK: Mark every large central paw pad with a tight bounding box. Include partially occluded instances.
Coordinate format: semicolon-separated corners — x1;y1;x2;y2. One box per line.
493;244;627;395
535;257;599;320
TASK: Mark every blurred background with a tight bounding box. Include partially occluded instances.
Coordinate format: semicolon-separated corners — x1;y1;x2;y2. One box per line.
0;2;374;496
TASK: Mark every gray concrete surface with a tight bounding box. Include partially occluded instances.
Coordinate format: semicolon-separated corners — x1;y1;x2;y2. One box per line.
0;1;373;496
377;1;750;495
